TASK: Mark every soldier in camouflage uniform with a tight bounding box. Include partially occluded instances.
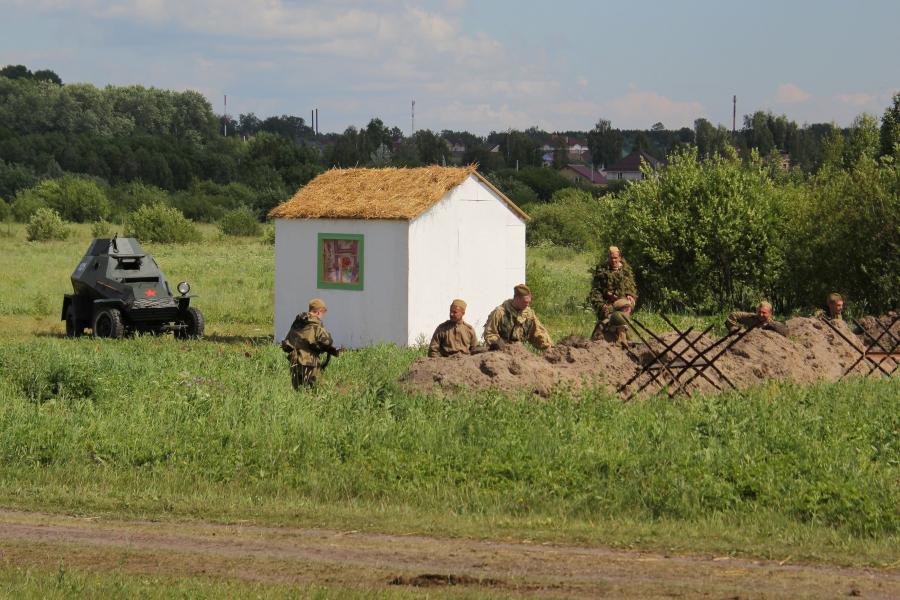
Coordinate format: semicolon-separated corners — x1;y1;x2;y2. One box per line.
587;246;637;321
281;298;340;389
814;292;845;322
726;300;789;337
483;284;553;351
428;299;481;357
592;297;633;346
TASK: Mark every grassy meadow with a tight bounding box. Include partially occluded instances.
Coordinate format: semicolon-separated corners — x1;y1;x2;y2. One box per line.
0;224;897;569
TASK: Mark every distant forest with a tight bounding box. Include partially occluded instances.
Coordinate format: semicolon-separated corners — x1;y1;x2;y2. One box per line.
1;63;898;220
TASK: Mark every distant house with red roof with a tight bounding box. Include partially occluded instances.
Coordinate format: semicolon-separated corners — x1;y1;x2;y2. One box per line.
560;164;606;186
605;150;661;181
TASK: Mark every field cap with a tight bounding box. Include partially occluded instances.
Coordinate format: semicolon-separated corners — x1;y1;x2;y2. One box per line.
513;284;531;297
308;298;327;311
450;299;467;310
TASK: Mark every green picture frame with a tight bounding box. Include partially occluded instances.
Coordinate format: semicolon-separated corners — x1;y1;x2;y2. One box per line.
317;233;364;290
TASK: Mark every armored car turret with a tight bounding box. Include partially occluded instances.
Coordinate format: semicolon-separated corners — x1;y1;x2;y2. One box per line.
62;236;204;339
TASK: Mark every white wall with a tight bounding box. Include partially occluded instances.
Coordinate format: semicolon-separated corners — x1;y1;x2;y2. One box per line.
274;219;409;347
407;175;526;344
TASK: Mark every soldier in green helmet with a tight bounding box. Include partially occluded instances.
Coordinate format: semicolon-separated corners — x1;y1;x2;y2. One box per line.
483;284;553;351
281;298;340;389
587;245;638;321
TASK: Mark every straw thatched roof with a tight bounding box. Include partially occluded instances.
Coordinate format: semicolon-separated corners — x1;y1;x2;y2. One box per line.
268;166;528;221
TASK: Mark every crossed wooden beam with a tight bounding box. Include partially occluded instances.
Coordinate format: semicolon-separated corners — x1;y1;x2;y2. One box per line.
819;313;899;380
617;315;752;400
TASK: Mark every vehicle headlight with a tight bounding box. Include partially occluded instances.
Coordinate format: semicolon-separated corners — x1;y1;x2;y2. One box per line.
177;281;190;295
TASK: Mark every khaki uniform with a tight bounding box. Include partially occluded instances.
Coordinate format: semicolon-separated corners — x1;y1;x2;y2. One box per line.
428;319;478;357
281;312;336;388
587;259;638;319
483;300;552;350
725;311;789;337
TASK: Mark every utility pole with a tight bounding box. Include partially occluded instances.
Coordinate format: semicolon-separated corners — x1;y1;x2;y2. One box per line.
223;95;227;137
411;100;415;137
732;95;736;135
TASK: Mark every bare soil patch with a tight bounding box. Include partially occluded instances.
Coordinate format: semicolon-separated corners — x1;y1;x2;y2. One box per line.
0;509;897;599
402;317;896;397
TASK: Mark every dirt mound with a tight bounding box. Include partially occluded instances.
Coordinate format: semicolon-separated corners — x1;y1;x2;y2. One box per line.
402;316;895;398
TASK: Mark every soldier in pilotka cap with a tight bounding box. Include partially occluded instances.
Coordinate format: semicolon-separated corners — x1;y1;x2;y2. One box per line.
587;245;638;322
281;298;340;389
428;298;483;357
483;284;553;351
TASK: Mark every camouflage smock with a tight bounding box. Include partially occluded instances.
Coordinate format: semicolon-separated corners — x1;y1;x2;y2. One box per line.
282;312;335;367
587;259;638;318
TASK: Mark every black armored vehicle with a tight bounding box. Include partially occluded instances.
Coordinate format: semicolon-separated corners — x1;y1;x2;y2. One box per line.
62;236;204;339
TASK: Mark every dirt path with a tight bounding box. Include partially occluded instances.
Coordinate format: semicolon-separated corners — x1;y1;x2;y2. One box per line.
0;510;897;598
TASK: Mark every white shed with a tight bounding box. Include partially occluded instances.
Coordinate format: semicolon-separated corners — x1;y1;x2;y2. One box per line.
268;166;529;348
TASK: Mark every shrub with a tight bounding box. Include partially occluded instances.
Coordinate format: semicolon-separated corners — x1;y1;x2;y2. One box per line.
486;173;538;206
91;220;113;238
108;181;170;219
527;188;611;252
218;207;262;237
26;208;70;241
171;181;255;223
11;189;46;222
16;175;111;223
617;147;786;312
125;203;201;244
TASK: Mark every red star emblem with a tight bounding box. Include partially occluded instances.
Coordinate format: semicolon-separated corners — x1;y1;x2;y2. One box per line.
144;289;157;297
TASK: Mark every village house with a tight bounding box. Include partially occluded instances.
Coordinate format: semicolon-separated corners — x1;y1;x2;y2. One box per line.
268;166;528;347
604;149;662;181
559;164;607;186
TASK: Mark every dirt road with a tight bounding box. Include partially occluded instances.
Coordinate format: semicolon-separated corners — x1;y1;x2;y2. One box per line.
0;509;896;598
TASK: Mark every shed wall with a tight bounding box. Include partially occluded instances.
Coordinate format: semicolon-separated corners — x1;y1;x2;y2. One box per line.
407;175;526;343
274;219;409;347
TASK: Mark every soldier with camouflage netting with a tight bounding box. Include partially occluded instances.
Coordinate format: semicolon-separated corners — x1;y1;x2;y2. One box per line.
726;300;789;337
483;284;553;351
281;298;340;389
587;245;637;321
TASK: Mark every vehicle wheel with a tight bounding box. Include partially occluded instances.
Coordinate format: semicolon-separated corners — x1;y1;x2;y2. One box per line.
92;307;125;339
65;305;83;338
174;307;204;339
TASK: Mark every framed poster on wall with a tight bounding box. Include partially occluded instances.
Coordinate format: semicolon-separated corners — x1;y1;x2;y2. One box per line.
317;233;364;290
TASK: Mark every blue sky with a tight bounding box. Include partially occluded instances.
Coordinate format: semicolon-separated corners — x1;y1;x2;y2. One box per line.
2;0;897;134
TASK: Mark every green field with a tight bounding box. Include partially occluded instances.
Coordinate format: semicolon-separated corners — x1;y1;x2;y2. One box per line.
0;224;897;585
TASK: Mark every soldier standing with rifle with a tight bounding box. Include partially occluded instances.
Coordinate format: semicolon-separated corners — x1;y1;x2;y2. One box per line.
587;245;637;322
281;298;340;389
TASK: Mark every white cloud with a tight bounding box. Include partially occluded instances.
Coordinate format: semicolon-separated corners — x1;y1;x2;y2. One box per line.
835;92;875;106
775;83;811;103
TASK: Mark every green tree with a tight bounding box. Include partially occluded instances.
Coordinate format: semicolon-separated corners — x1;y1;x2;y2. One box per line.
587;119;623;168
879;92;900;158
844;113;880;165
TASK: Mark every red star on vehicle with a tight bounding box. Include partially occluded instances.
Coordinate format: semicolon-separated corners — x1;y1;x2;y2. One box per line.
144;289;157;297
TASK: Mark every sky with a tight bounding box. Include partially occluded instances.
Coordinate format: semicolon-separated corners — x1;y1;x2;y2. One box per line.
2;0;898;135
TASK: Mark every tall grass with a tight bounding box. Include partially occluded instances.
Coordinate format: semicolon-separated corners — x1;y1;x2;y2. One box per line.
0;225;897;564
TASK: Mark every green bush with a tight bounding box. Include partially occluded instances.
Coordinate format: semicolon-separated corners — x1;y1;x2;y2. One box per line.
487;173;538;206
25;207;70;241
617;147;786;311
171;181;255;223
780;156;899;312
11;189;46;222
16;175;111;223
218;207;262;237
108;181;170;219
527;188;611;251
125;203;201;244
91;220;113;238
